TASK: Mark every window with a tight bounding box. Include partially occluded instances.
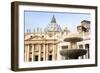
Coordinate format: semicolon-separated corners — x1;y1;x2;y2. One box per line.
48;44;53;54
62;45;68;49
42;35;44;38
29;44;32;51
49;34;52;37
41;57;43;61
29;52;32;54
41;44;43;52
48;55;52;60
79;44;83;49
85;44;89;48
29;58;32;62
34;44;39;52
85;44;90;59
30;35;32;38
49;50;52;53
34;55;38;61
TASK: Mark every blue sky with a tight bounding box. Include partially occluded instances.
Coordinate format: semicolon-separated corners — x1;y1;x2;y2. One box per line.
24;11;91;32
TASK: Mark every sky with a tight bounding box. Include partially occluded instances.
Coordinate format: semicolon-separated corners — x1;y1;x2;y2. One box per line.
24;11;91;32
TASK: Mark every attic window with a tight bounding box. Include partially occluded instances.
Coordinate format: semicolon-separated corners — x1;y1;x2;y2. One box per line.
30;36;32;38
42;35;44;38
49;34;52;37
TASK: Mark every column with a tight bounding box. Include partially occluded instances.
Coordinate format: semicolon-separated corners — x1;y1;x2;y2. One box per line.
38;44;41;61
45;44;48;60
83;44;85;59
24;45;27;62
27;44;29;62
57;44;61;60
52;44;55;60
32;44;34;61
55;44;57;60
43;44;46;61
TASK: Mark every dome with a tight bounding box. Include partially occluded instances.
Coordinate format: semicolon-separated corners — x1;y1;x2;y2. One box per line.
45;15;62;32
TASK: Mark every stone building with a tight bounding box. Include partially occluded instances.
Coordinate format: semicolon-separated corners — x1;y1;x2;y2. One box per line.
77;20;90;59
24;16;90;62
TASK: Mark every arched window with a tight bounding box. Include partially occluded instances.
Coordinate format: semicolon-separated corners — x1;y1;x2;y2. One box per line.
48;55;52;61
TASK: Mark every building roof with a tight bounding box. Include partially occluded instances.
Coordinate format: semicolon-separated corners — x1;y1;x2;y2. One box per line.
81;20;90;24
77;20;90;32
51;15;56;23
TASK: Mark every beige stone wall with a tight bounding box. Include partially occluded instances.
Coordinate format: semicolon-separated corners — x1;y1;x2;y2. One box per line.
24;37;58;62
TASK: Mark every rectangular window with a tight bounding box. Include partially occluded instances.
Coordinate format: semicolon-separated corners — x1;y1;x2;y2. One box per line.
62;45;68;49
41;44;43;53
79;44;83;59
79;44;83;49
34;44;39;52
41;57;43;61
85;44;90;59
48;55;52;61
29;58;32;62
29;44;32;51
34;55;38;61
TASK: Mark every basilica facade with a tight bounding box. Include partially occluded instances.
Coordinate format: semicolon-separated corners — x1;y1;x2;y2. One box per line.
24;16;90;62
